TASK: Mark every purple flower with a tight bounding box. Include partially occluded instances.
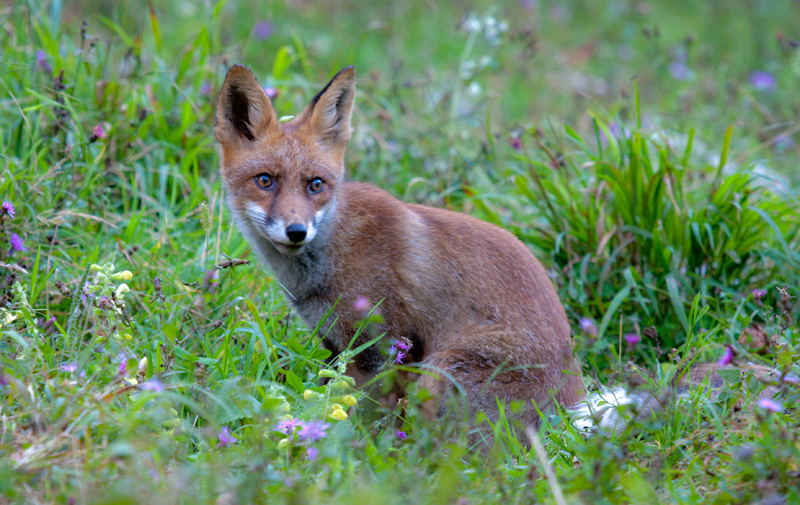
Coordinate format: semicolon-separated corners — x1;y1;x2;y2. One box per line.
92;124;107;140
718;345;735;366
757;398;783;413
36;50;52;73
60;362;78;373
306;446;319;461
623;333;640;346
509;137;522;151
782;373;799;385
297;420;329;442
253;21;273;40
751;288;767;301
668;61;692;81
140;378;164;392
1;201;15;218
749;71;776;92
395;430;407;440
263;87;279;100
200;81;212;95
579;318;598;337
10;233;26;252
0;372;8;387
394;351;407;364
353;296;370;312
97;296;114;310
397;339;411;352
276;418;305;436
520;0;537;10
218;426;238;447
203;269;219;294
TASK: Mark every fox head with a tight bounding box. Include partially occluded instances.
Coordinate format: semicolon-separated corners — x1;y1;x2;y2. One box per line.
214;64;355;256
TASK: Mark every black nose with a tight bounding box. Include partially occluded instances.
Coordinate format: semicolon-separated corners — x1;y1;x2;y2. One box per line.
285;224;307;243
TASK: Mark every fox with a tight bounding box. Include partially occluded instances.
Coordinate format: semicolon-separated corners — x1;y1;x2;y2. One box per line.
214;64;752;433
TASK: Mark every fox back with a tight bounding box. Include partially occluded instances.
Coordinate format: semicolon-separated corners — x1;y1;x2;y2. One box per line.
215;65;585;426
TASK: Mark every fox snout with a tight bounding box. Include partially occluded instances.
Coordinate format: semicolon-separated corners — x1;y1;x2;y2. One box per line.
250;205;319;255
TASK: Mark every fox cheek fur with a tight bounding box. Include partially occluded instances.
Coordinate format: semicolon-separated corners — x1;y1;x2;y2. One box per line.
214;63;588;429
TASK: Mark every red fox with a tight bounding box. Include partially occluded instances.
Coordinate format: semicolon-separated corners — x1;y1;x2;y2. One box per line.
213;64;618;428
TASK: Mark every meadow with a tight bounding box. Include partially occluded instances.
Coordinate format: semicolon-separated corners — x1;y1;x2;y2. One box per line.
1;0;799;503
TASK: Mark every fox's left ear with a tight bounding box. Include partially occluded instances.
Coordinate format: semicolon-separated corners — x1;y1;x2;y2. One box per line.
298;66;355;152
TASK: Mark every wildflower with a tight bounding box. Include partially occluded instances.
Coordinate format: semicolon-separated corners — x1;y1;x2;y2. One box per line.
0;371;8;387
111;270;133;281
717;345;735;366
749;71;776;92
509;136;522;151
36;50;52;73
217;426;238;447
276;418;305;436
396;339;412;352
38;316;57;334
140;378;164;392
115;284;130;297
306;446;319;461
277;438;290;450
1;201;15;218
203;269;219;294
10;233;26;252
200;82;212;95
342;395;357;406
298;420;329;442
751;288;767;301
329;409;348;421
623;333;640;346
395;430;407;440
353;296;370;312
394;351;407;364
668;61;692;81
97;296;114;310
60;362;78;373
757;398;783;413
263;87;279;100
520;0;536;10
253;20;273;39
579;318;598;337
138;356;148;372
782;373;799;385
92;124;107;140
304;389;321;400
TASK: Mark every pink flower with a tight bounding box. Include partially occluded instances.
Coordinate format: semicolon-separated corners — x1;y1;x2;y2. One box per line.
751;288;767;301
749;71;776;92
395;430;407;440
396;339;412;352
579;318;598;337
353;296;370;312
298;420;329;442
60;362;78;373
92;124;107;140
1;201;15;218
218;426;238;447
140;378;165;392
394;351;407;364
509;137;522;151
10;233;26;252
275;418;305;437
263;87;279;100
757;398;783;413
717;345;735;366
253;21;273;40
623;333;640;346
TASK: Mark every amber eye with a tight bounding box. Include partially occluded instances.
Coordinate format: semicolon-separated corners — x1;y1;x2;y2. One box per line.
309;178;324;193
255;173;273;189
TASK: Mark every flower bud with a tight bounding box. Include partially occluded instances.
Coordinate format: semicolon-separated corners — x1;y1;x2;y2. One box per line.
329;409;348;421
318;369;338;379
342;395;357;406
111;270;133;281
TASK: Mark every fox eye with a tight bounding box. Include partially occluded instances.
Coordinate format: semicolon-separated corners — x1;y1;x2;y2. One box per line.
309;178;325;194
255;173;273;189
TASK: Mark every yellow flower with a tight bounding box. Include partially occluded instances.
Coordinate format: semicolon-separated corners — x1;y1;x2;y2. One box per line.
342;395;357;406
331;403;344;412
112;270;133;281
329;409;348;421
304;389;321;400
115;284;130;297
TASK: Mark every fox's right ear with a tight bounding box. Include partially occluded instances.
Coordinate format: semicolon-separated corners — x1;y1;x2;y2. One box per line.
214;64;277;145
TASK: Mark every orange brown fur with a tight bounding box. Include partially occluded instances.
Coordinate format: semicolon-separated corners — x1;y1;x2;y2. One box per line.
215;64;585;427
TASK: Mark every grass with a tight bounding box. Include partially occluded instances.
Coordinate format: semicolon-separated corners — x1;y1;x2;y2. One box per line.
1;0;799;503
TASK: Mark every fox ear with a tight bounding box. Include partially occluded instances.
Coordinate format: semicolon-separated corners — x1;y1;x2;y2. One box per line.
300;66;355;150
215;64;277;145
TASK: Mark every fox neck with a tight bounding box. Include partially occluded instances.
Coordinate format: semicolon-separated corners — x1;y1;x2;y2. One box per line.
231;196;338;300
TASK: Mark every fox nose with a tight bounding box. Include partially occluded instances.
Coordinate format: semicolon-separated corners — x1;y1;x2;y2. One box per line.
285;224;307;243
